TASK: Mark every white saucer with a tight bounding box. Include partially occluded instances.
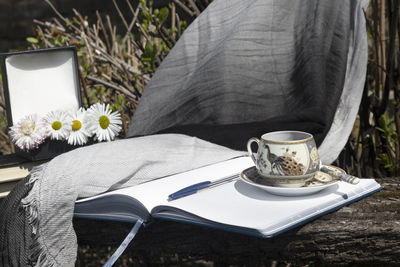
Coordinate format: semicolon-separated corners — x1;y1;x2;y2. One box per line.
240;165;342;197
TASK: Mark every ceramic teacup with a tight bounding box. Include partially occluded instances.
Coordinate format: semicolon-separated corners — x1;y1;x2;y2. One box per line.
246;131;320;187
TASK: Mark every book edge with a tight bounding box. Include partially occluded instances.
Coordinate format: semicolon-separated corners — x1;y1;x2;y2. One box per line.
260;182;382;237
152;181;382;238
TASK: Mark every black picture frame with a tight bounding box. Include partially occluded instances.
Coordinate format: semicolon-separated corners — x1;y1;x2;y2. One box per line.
0;46;83;127
0;46;84;162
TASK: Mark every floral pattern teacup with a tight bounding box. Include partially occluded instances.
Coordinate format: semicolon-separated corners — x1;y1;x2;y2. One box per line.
247;131;320;180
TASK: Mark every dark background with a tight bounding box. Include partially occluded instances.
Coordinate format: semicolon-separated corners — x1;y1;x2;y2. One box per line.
0;0;172;53
0;0;106;52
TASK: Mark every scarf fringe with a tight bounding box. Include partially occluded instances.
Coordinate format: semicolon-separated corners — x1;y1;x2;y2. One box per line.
21;164;55;267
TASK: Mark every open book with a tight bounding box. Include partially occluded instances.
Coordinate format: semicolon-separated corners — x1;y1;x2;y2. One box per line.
74;157;381;238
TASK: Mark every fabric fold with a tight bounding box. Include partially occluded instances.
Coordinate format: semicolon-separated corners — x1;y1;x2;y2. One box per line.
1;134;245;266
128;0;369;164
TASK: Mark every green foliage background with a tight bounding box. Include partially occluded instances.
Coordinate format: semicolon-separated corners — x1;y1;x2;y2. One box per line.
335;0;400;177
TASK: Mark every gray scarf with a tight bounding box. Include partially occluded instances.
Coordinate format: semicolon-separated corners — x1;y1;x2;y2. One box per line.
21;134;245;266
129;0;369;164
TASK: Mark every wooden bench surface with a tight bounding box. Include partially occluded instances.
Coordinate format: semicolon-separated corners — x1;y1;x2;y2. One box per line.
74;177;400;266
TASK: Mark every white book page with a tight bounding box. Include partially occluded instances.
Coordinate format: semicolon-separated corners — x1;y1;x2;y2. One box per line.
160;179;379;235
79;157;381;235
78;156;254;212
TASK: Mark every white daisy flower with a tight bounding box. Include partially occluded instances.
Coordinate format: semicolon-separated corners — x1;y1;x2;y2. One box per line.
67;108;91;146
86;103;122;142
43;110;72;140
9;114;48;151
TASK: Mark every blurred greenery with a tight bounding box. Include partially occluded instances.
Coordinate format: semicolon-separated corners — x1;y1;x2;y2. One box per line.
335;0;400;177
0;0;399;178
0;0;208;155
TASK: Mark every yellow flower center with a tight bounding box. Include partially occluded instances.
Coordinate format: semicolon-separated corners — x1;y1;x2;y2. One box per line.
72;120;82;131
99;115;110;129
52;121;62;130
20;121;35;136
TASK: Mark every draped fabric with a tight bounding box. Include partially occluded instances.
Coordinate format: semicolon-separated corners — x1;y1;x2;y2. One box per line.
0;177;32;267
0;135;245;266
128;0;369;164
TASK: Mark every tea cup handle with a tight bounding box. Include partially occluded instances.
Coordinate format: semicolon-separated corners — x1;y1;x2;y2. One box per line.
246;137;260;165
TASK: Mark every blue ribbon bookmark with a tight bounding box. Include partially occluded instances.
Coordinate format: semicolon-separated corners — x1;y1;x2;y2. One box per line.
103;218;144;267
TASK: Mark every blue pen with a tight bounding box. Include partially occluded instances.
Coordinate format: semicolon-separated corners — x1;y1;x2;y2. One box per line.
168;174;240;201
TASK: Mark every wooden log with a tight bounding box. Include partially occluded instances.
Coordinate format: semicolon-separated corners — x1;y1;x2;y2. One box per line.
74;177;400;266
